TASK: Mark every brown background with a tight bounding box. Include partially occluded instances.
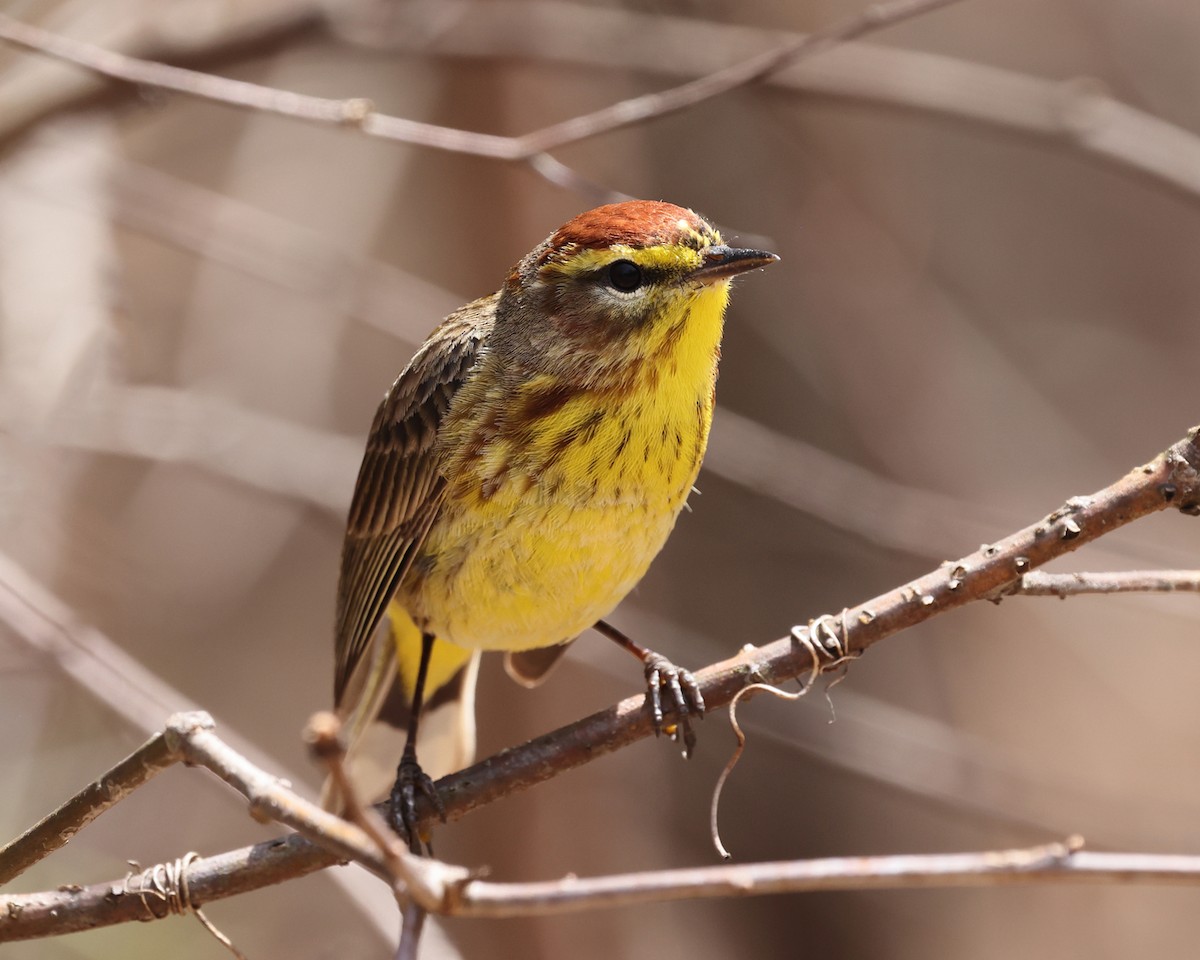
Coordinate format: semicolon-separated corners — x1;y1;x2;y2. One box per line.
2;1;1198;957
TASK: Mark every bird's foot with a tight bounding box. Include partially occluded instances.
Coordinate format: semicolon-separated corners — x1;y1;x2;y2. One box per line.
388;750;446;855
642;651;705;758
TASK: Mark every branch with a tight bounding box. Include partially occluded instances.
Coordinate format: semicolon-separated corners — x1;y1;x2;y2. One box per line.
0;0;961;161
6;3;1200;211
1011;570;1200;597
0;728;178;885
0;712;467;942
4;428;1198;943
10;828;1200;939
0;550;400;942
448;843;1200;916
422;427;1200;828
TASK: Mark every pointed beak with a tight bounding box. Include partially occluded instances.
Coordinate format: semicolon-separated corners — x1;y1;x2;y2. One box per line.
688;245;780;284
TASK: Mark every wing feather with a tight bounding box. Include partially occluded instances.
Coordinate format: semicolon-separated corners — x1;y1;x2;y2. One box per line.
334;295;495;703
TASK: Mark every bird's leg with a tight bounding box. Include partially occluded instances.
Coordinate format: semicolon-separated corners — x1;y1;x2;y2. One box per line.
593;619;705;758
388;631;447;854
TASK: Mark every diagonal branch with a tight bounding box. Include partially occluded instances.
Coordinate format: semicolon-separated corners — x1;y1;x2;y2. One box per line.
423;427;1200;828
0;727;180;885
3;428;1198;943
0;0;961;161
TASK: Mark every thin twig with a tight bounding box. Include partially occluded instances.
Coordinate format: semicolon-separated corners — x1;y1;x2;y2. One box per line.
709;683;803;860
0;0;964;162
1012;570;1200;597
0;834;337;941
7;3;1200;211
3;428;1198;942
13;831;1200;937
505;0;966;157
303;712;449;912
420;428;1200;829
0;726;182;884
0;551;400;943
451;842;1200;916
396;901;427;960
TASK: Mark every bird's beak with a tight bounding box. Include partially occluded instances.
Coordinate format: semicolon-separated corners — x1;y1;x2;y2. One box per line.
688;245;780;284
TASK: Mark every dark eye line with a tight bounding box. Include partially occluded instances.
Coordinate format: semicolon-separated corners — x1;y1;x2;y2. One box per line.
595;260;672;292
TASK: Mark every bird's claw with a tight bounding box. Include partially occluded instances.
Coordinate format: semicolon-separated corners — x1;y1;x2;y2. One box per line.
388;752;446;855
643;652;705;758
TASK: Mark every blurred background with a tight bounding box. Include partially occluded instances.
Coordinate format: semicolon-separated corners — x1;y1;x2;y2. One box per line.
2;0;1199;957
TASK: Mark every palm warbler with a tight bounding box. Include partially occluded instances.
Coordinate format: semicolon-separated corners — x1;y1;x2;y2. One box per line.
331;200;777;839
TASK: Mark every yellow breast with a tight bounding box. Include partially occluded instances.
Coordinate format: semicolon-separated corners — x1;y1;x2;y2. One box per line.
403;283;729;652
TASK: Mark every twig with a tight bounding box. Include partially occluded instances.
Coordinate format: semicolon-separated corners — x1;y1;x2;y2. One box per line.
451;842;1200;916
7;4;1200;211
1011;570;1200;597
421;428;1200;829
3;428;1198;941
303;712;450;912
709;683;804;860
0;0;964;164
504;0;966;157
0;833;336;941
343;1;1200;207
305;713;436;957
0;550;400;942
12;830;1200;938
396;901;427;960
0;727;180;884
0;712;386;885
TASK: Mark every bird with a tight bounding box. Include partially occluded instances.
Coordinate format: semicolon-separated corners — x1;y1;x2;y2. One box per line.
328;200;778;847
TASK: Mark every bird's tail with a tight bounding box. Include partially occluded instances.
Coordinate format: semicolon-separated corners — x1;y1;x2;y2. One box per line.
322;600;479;811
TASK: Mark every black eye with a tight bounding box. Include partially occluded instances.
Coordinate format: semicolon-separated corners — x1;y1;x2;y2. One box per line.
607;259;643;292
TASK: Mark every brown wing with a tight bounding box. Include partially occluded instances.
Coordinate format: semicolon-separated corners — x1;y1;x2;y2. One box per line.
334;295;496;704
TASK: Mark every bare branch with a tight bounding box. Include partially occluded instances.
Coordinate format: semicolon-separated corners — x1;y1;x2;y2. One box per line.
11;829;1200;939
451;843;1200;916
0;557;399;941
1012;570;1200;597
0;728;180;884
4;429;1197;943
6;3;1200;212
422;428;1200;829
505;0;966;156
0;834;336;941
0;0;964;164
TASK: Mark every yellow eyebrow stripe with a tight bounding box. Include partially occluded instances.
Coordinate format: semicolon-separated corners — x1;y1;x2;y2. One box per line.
550;242;713;278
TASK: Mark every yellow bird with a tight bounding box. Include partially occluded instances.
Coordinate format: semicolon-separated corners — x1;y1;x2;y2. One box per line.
330;201;777;843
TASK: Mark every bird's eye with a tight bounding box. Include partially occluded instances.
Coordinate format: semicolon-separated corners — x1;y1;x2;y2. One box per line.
607;259;643;292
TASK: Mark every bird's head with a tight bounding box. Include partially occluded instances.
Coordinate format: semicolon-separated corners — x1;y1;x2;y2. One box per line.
495;201;778;377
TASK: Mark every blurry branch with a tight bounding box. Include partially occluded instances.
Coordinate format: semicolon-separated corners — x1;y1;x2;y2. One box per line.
364;2;1200;207
0;548;229;736
0;0;962;152
6;4;1200;207
5;382;360;514
0;549;397;942
19;129;1200;575
13;140;1191;571
0;0;964;196
0;0;960;200
0;1;321;142
17;138;463;341
1009;570;1200;597
4;428;1198;943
